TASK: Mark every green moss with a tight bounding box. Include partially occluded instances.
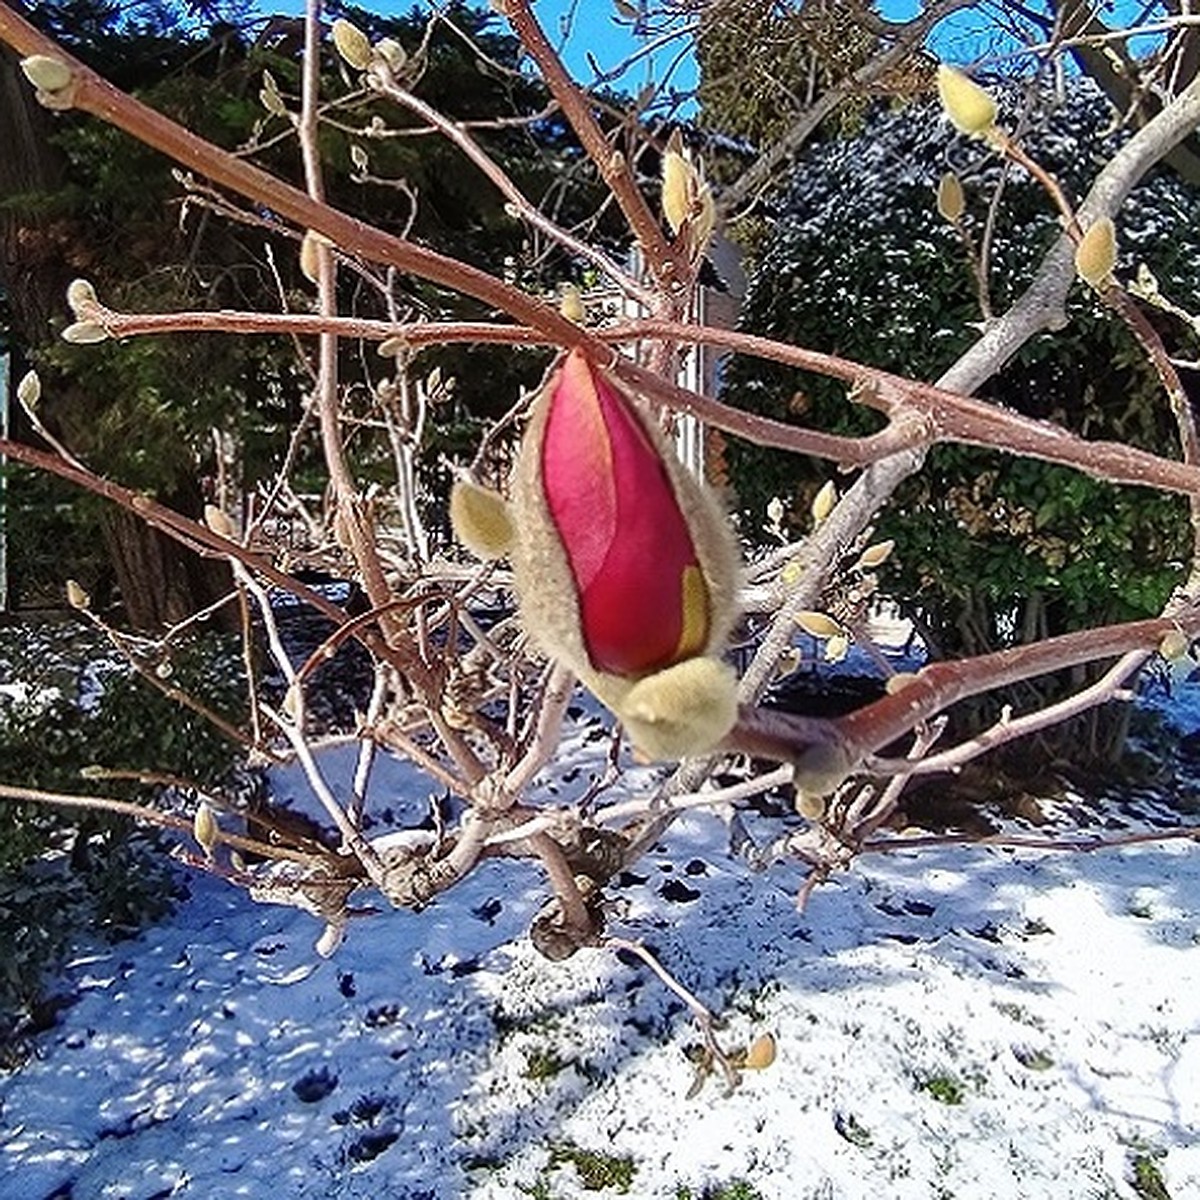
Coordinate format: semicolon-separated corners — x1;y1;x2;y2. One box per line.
918;1074;966;1106
548;1143;637;1193
1130;1152;1171;1200
676;1183;765;1200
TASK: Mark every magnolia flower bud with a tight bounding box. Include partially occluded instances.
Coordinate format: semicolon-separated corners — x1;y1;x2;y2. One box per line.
374;38;407;73
824;633;850;663
745;1032;777;1070
450;479;515;559
662;147;692;235
937;171;965;223
20;55;73;93
1160;630;1189;661
300;230;332;283
332;19;372;70
17;371;41;411
204;505;235;537
811;480;836;527
66;579;91;610
193;801;219;857
559;283;585;323
856;539;895;570
795;611;844;639
62;321;108;344
67;278;99;317
1075;216;1116;288
937;65;997;136
617;657;738;760
796;791;827;821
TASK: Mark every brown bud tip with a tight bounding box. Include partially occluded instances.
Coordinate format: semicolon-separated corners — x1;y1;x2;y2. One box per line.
1075;216;1116;288
745;1032;777;1070
937;65;997;136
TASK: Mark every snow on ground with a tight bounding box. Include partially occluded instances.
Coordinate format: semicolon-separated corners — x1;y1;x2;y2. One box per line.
4;686;1200;1199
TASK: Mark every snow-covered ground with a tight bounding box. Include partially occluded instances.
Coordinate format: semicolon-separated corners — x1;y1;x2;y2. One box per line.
4;673;1200;1199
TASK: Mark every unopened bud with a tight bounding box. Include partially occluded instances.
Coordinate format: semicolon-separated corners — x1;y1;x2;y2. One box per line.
937;65;997;136
17;371;41;410
796;791;827;821
937;171;965;223
559;283;585;323
299;230;331;283
62;321;108;344
193;801;219;857
795;611;844;639
824;633;850;663
856;539;895;570
745;1032;777;1070
66;278;99;317
204;505;235;537
374;38;407;73
811;480;837;526
661;149;691;235
1075;216;1116;288
1160;629;1189;661
66;579;91;610
332;19;372;70
20;55;73;93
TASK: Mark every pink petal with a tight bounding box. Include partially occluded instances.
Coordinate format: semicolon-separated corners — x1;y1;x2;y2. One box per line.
541;350;709;676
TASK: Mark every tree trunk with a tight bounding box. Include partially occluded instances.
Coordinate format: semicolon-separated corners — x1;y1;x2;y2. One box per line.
0;43;233;630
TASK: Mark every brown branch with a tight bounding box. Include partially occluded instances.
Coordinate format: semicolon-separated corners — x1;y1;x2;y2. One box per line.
499;0;684;287
0;6;594;350
725;608;1199;786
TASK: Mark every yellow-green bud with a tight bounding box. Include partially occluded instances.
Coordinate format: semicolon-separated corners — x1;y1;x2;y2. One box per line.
62;321;108;344
1160;629;1189;661
16;370;41;410
20;55;73;93
450;479;515;559
937;65;997;136
811;480;837;526
193;801;219;857
66;579;91;610
616;656;738;760
67;278;99;317
856;539;895;570
937;171;965;222
559;283;585;323
795;611;844;639
331;19;372;70
204;505;235;537
1075;216;1116;288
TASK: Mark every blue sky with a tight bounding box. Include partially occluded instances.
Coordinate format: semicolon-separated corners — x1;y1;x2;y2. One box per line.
257;1;696;90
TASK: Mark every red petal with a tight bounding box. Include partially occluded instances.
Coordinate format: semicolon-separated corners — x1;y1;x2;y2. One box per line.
541;350;708;676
